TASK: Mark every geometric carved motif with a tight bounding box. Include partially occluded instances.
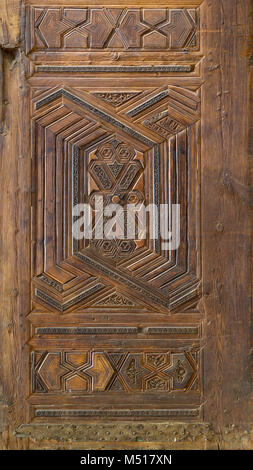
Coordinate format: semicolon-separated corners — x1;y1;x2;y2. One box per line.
28;7;198;52
94;292;134;306
32;350;199;393
88;138;144;259
143;111;185;138
31;84;201;311
93;93;141;107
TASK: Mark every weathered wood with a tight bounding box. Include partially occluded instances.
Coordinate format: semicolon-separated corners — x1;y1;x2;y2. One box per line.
0;49;3;126
0;52;29;450
201;0;252;445
0;0;252;450
0;0;21;48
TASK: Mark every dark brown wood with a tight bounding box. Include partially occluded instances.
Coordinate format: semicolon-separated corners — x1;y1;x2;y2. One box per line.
0;0;252;449
201;0;252;443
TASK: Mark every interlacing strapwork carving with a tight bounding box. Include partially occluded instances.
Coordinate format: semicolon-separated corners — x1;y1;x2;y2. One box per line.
88;139;144;259
32;350;199;393
28;7;199;52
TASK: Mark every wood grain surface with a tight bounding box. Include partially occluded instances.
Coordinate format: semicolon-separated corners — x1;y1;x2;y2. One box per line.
0;0;252;450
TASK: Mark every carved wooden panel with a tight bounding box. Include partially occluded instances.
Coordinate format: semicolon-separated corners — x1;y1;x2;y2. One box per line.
26;1;203;422
26;7;199;52
32;349;199;393
31;85;201;313
1;0;251;450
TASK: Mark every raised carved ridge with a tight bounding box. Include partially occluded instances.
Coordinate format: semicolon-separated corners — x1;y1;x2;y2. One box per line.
75;252;169;309
35;88;155;147
35;283;104;312
127;90;169;118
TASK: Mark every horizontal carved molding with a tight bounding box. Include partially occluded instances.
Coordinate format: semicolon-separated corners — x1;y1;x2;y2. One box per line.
14;421;216;444
147;326;199;335
26;1;204;5
35;65;194;74
35;408;200;418
35;327;138;335
35;326;199;335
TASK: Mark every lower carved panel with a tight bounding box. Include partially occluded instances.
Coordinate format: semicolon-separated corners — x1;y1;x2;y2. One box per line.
31;349;199;394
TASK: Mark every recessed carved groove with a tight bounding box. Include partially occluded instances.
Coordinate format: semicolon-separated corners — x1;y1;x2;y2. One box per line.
35;65;193;74
38;275;63;292
147;327;199;335
35;408;200;418
35;327;138;335
34;326;199;336
153;144;160;253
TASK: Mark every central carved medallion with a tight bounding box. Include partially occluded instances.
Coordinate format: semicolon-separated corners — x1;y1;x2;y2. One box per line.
88;139;145;259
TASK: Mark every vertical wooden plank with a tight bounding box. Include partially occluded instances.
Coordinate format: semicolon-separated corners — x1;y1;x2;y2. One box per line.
0;49;3;127
0;0;21;48
249;0;253;430
0;0;30;450
201;0;252;447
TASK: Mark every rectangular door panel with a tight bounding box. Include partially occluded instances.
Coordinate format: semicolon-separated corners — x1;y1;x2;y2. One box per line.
0;1;246;442
26;2;204;422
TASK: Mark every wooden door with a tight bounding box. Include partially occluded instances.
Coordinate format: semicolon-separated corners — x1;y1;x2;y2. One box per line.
0;0;251;449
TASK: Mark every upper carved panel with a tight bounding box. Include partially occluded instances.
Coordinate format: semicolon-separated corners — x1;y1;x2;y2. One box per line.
26;6;199;52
